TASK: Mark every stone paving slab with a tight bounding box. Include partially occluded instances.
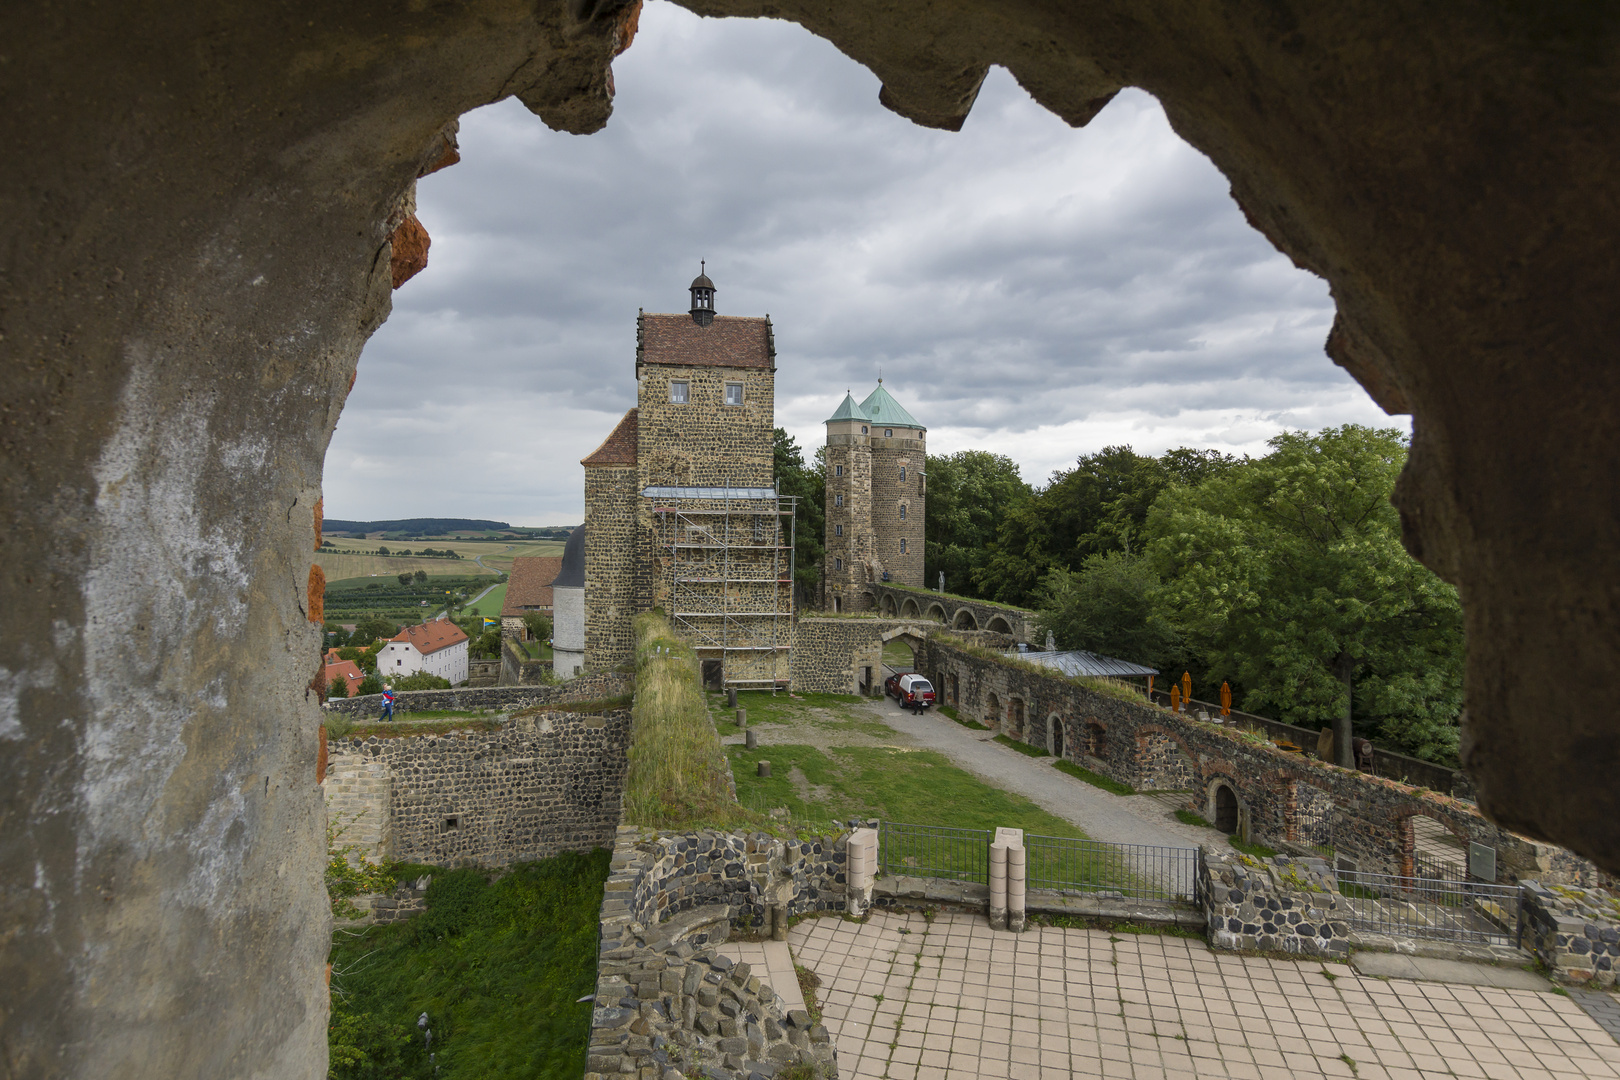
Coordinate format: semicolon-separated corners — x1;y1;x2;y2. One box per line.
716;938;807;1014
1350;952;1553;991
792;910;1620;1079
1571;988;1620;1045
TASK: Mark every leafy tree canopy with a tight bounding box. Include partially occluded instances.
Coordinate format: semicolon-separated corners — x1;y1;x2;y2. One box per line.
924;450;1031;598
1144;425;1463;763
773;428;825;605
1033;552;1184;674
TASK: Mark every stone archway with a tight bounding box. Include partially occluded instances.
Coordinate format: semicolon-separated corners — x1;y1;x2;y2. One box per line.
986;615;1013;635
1049;715;1066;758
1209;778;1248;839
880;594;898;616
925;603;947;624
985;692;1002;733
1007;697;1026;741
952;608;979;630
13;2;1620;1069
900;597;921;618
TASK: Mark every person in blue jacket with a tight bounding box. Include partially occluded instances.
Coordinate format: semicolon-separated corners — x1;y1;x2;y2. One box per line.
380;685;395;722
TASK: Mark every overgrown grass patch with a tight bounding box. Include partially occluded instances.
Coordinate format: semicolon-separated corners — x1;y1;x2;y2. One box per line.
1229;835;1279;858
1175;808;1213;828
727;742;1089;838
625;614;748;829
938;705;989;731
327;850;609;1080
1053;759;1136;796
994;734;1049;758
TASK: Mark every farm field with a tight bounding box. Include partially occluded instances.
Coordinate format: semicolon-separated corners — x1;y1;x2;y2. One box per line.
462;583;507;624
315;536;564;579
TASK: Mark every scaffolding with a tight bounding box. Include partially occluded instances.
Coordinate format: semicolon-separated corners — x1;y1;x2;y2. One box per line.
645;485;797;689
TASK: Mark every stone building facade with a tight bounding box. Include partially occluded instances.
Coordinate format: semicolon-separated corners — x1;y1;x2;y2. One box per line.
822;383;926;612
581;273;794;686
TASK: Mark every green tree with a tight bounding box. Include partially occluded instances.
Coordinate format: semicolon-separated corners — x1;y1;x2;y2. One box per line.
413;569;428;584
396;571;412;585
326;673;350;699
523;612;552;641
393;672;451;691
1033;551;1184;672
376;545;390;556
471;628;503;659
1145;425;1464;764
773;427;825;606
351;618;399;647
924;450;1031;598
356;673;383;697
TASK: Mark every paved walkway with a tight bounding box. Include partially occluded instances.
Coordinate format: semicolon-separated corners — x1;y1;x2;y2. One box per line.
864;697;1219;851
793;910;1620;1080
715;938;807;1014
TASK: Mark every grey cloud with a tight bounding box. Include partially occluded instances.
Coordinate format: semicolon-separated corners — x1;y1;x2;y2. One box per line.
325;1;1390;523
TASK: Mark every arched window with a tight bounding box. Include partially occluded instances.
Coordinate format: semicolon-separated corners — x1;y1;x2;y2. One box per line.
899;504;906;520
899;538;907;554
900;467;906;481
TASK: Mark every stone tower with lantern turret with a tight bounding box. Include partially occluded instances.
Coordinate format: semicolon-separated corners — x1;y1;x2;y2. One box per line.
822;381;926;612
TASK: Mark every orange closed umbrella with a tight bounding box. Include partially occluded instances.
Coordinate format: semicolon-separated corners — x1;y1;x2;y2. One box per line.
1170;685;1181;713
1181;671;1193;705
1220;681;1232;716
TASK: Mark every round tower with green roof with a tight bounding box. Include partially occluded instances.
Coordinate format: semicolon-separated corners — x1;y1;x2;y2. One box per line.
822;380;926;610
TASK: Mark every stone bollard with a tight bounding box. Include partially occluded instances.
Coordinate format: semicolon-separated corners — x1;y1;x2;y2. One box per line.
988;842;1008;931
736;708;747;729
757;760;771;778
728;687;738;708
772;903;789;941
745;729;758;750
846;828;878;918
1007;843;1028;932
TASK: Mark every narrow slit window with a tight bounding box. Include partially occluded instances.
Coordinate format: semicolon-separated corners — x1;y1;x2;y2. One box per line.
835;524;843;536
899;538;908;554
899;467;906;481
899;504;907;520
836;494;844;507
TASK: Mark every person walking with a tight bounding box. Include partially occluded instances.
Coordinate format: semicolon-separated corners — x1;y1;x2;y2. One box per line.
379;684;395;722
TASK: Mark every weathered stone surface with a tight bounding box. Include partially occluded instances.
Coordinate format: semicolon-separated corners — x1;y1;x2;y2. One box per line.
11;1;1620;1072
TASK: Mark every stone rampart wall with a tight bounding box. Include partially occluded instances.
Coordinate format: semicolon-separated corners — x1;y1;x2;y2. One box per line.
499;636;554;685
589;826;841;1080
321;672;630;716
324;707;631;867
920;637;1603;886
1519;883;1620;985
1200;848;1351;957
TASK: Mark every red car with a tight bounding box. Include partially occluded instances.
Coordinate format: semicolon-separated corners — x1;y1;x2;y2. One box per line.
885;672;936;713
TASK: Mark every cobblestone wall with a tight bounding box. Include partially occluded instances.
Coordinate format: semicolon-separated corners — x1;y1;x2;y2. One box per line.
585;462;641;670
321;672;630;716
1519;883;1620;985
589;826;842;1080
869;431;925;588
920;637;1605;886
324;708;631;867
1200;848;1351;957
823;427;874;612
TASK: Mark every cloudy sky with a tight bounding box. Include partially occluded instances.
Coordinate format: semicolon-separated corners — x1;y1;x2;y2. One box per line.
325;1;1399;526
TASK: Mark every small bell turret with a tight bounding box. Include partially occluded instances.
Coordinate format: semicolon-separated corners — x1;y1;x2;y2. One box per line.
689;261;716;327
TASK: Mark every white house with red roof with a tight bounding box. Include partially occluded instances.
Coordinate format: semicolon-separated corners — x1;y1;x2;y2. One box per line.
377;617;469;685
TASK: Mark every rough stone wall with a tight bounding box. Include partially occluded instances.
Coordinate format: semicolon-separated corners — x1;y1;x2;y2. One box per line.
1134;730;1197;791
586;462;642;670
321;672;630;716
1518;883;1620;985
1200;849;1351;957
636;362;775;490
822;428;874;612
868;428;926;587
326;708;631;868
920;637;1605;886
498;636;554;686
789;617;935;693
323;754;392;864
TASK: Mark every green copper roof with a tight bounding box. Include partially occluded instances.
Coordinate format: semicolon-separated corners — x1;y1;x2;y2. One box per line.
859;383;925;430
825;392;870;423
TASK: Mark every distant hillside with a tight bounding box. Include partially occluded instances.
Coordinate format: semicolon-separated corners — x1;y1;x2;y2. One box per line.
323;517;510;535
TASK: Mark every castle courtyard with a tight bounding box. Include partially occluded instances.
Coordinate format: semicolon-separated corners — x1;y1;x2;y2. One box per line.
776;911;1620;1080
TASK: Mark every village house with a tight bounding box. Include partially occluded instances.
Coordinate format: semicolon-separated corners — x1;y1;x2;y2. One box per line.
377;618;469;685
500;555;563;639
321;658;367;697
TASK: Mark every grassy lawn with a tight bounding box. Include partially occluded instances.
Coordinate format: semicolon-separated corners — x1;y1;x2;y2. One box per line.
327;851;608;1080
1055;759;1136;796
461;582;507;622
995;734;1049;758
710;691;890;739
727;742;1089;840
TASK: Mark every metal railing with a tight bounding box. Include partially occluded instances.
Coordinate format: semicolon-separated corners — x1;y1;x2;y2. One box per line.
1025;834;1200;903
877;822;1199;904
1337;869;1519;945
880;822;991;883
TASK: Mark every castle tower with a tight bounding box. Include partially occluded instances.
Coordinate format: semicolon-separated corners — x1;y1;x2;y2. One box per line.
823;381;926;610
582;269;789;679
860;382;927;589
822;392;873;613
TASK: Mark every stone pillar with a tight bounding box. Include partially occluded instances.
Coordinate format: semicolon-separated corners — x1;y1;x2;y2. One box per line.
1007;844;1027;932
988;842;1008;930
846;827;878;917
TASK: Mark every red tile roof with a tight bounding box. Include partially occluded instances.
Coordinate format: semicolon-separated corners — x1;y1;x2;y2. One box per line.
639;314;772;369
388;618;469;656
582;408;638;465
501;556;564;617
323;660;366;692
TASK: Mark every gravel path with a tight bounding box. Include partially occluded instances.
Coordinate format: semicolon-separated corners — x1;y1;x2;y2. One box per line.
861;695;1224;851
